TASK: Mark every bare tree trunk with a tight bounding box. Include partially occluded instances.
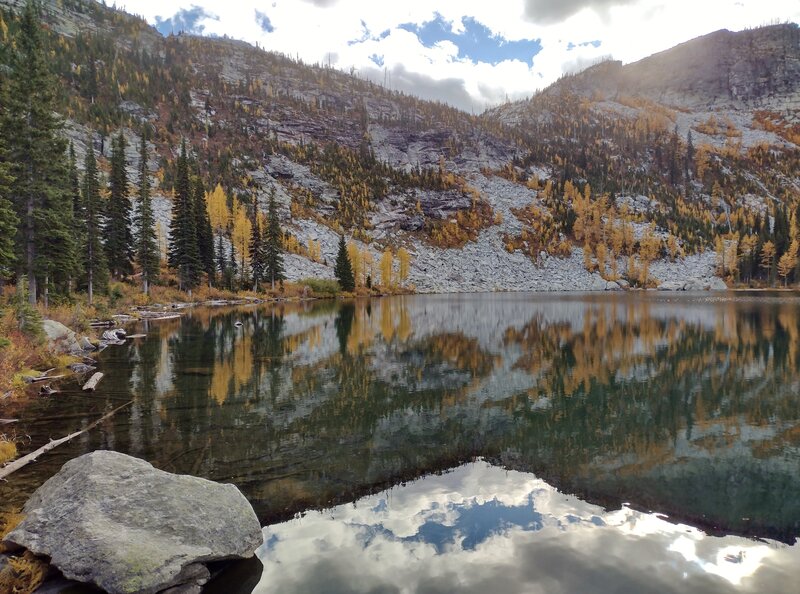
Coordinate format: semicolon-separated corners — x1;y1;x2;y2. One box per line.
143;277;149;296
43;274;49;311
88;267;94;305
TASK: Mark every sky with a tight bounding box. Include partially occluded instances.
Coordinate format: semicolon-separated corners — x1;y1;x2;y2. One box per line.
118;0;800;112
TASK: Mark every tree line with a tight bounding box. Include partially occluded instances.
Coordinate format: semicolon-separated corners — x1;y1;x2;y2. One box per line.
0;1;289;305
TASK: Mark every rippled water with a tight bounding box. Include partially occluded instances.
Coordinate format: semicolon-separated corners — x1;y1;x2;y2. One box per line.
2;292;799;591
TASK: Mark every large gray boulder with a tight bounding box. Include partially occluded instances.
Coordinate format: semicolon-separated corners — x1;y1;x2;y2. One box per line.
5;451;263;594
42;319;81;353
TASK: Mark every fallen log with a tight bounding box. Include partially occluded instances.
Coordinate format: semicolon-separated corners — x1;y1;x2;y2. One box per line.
24;374;66;384
0;419;18;425
82;372;104;392
0;401;133;480
125;334;147;339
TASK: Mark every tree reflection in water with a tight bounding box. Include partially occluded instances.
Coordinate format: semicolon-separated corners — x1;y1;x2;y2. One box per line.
2;293;800;546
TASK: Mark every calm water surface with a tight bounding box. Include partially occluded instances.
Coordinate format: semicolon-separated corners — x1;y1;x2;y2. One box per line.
2;292;799;592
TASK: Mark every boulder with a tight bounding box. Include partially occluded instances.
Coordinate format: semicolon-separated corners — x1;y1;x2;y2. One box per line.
657;281;686;291
78;336;96;351
589;274;607;291
708;277;728;291
5;451;263;594
617;279;630;289
605;281;621;291
42;320;81;353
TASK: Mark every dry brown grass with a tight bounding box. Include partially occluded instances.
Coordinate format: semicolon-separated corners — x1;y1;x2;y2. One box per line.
0;439;17;466
0;551;48;594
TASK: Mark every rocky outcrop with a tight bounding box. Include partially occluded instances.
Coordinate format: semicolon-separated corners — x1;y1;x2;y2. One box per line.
4;451;263;594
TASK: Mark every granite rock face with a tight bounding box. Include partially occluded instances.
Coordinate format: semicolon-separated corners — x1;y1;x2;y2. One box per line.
5;451;263;594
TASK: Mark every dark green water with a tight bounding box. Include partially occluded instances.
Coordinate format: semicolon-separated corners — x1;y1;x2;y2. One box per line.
2;292;799;591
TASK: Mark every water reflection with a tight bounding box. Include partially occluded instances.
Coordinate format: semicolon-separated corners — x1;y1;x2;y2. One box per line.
2;293;800;545
254;462;800;594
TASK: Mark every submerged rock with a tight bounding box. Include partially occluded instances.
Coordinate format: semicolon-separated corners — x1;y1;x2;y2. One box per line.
5;451;263;594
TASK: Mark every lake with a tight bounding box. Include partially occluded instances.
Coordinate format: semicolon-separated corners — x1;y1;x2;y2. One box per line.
2;292;799;592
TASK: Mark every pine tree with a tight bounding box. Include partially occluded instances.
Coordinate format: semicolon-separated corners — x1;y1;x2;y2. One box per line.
106;132;133;278
249;206;265;292
135;132;159;295
67;143;85;288
193;175;214;283
3;0;74;303
82;142;108;304
0;132;17;282
335;234;355;292
168;140;201;291
264;188;285;290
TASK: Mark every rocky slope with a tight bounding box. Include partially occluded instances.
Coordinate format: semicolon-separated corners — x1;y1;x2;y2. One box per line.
1;0;798;292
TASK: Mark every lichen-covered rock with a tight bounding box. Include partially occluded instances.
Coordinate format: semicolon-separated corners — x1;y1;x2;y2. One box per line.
41;320;81;353
6;451;263;594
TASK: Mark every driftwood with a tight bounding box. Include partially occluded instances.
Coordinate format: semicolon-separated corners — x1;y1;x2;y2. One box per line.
89;320;115;327
82;372;104;391
24;374;66;384
0;419;18;425
0;401;133;480
126;334;147;339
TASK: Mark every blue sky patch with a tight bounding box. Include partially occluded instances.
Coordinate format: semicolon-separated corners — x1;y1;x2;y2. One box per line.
255;9;274;33
567;39;602;50
369;53;385;67
398;13;542;65
155;5;218;36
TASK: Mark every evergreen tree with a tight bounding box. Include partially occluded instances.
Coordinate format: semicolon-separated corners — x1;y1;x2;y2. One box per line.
192;175;214;283
249;206;265;292
67;144;85;293
168;140;202;291
335;234;355;292
0;133;17;282
3;0;74;303
82;142;108;304
264;188;285;290
106;132;133;278
135;132;159;295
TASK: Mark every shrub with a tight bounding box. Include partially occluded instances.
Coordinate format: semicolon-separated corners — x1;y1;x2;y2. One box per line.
298;278;340;296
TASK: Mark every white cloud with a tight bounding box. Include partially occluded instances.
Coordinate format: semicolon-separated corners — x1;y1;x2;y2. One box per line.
124;0;800;111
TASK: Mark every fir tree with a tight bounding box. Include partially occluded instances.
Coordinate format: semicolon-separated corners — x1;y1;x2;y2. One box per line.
135;132;159;295
335;234;355;292
0;133;17;282
249;206;265;292
192;175;214;283
67;144;85;292
168;140;201;291
82;142;108;304
106;132;133;278
3;0;74;303
264;188;285;290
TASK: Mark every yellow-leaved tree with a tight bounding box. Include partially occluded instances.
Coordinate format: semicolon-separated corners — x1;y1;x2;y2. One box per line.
397;248;410;286
380;249;393;289
347;241;362;287
777;240;799;287
231;200;251;274
206;184;229;232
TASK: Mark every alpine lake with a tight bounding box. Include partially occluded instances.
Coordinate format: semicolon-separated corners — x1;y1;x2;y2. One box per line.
2;292;800;593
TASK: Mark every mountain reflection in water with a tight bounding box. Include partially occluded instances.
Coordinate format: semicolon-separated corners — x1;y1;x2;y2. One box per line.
2;292;800;554
254;462;799;594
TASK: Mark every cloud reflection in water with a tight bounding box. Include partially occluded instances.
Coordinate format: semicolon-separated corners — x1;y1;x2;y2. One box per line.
254;461;799;594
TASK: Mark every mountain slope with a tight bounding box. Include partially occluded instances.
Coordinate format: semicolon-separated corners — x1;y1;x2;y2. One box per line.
1;0;798;292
